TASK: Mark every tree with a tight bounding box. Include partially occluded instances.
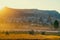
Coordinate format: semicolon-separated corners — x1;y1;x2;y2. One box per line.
41;31;45;35
47;15;52;25
5;31;9;35
54;20;59;30
28;30;35;35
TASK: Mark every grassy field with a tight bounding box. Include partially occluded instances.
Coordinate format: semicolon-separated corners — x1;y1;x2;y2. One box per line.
0;23;60;40
0;33;60;40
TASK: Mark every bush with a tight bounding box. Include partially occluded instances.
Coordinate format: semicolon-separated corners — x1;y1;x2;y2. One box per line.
54;20;59;30
5;31;9;35
28;30;35;35
41;31;45;35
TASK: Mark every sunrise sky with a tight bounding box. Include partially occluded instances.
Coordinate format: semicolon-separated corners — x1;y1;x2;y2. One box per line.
0;0;60;13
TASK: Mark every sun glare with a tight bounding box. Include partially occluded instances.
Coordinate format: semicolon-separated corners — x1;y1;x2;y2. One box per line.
0;5;6;16
0;6;4;10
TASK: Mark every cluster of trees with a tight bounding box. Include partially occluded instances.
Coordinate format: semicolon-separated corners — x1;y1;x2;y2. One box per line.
39;15;59;30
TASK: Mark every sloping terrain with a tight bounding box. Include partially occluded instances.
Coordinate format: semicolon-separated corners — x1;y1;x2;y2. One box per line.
0;7;60;31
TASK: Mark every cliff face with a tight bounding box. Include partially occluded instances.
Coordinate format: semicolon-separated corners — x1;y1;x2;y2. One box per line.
0;7;60;24
0;7;60;31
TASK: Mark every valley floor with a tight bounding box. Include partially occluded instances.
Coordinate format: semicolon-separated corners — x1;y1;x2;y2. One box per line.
0;34;60;40
0;23;60;40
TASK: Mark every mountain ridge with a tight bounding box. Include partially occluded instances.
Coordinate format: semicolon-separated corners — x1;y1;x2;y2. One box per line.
0;7;60;19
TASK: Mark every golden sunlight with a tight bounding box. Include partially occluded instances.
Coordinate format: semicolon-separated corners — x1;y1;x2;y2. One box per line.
0;6;4;10
0;7;5;16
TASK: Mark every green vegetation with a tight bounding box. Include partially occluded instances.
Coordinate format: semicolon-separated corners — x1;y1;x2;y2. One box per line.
41;31;45;35
28;30;35;35
53;20;59;30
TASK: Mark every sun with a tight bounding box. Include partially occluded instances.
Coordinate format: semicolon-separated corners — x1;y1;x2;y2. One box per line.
0;6;4;10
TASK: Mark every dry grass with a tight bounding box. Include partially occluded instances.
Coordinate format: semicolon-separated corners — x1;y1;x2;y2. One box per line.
0;23;60;40
0;34;60;40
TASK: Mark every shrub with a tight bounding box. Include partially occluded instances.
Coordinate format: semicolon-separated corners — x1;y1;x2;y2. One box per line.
41;31;45;35
54;20;59;30
5;31;9;35
28;30;35;35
